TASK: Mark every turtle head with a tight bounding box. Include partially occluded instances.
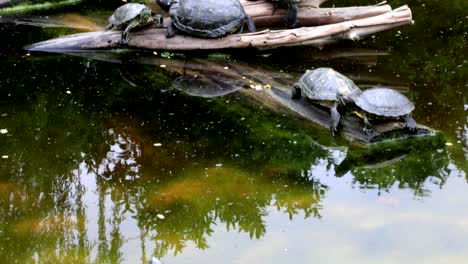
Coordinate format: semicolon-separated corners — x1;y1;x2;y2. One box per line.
337;89;361;106
152;14;164;27
156;0;171;12
337;93;353;106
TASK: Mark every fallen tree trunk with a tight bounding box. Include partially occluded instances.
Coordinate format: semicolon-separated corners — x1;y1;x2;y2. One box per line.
241;0;393;27
26;5;412;51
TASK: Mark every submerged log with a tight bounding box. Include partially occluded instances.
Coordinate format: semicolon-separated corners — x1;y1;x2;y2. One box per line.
261;87;435;145
0;0;82;16
50;49;436;145
26;5;412;52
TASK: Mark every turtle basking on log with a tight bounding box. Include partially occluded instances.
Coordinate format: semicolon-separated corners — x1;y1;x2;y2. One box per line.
346;87;417;134
156;0;256;38
106;3;163;45
292;68;362;136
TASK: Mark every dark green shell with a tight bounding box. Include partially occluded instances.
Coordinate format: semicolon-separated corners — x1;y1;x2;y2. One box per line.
355;87;415;117
108;3;149;27
296;68;361;106
169;0;249;37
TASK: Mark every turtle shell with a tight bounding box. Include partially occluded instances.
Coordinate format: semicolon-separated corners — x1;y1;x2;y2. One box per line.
298;68;361;104
355;87;415;117
108;3;149;26
169;0;248;38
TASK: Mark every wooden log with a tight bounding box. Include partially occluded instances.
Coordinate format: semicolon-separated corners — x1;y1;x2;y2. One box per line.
240;0;392;27
25;5;412;52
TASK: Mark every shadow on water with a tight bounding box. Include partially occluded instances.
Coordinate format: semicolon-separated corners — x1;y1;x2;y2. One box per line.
0;0;467;263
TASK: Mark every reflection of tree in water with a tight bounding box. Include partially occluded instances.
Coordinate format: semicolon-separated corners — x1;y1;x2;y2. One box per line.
91;120;327;257
0;51;459;263
0;89;102;263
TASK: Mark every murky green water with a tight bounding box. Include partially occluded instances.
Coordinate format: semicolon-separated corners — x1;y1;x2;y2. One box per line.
0;1;467;263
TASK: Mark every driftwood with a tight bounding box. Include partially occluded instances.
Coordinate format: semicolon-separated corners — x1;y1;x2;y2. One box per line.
241;0;393;27
52;49;436;145
26;5;413;51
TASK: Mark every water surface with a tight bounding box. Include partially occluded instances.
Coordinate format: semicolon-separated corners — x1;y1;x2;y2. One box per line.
0;0;467;263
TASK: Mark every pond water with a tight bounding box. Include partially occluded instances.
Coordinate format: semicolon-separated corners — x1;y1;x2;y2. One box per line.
0;1;467;263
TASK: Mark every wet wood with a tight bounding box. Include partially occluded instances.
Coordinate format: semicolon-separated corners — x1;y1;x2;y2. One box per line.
26;5;412;52
261;88;434;145
240;0;392;27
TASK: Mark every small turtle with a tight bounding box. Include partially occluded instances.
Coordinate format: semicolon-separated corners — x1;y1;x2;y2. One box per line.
106;3;163;45
351;87;417;134
270;0;300;28
156;0;256;38
292;67;362;136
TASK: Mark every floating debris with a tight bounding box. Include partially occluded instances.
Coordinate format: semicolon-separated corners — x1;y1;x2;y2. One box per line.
1;155;9;159
153;143;162;147
156;214;165;219
0;129;7;134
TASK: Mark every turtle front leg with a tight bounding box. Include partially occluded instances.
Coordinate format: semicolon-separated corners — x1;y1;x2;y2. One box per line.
166;21;176;38
330;102;341;136
122;20;141;45
152;14;164;28
362;115;373;135
404;115;418;132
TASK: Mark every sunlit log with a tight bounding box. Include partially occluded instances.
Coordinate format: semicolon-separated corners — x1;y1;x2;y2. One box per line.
26;5;413;51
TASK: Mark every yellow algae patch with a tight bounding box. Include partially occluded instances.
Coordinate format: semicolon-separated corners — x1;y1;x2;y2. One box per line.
0;182;23;194
157;179;208;205
150;167;256;208
14;214;76;236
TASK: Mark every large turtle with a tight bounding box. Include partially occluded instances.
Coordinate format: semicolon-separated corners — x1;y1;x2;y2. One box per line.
270;0;300;28
156;0;256;38
292;67;362;136
351;87;417;134
106;3;163;45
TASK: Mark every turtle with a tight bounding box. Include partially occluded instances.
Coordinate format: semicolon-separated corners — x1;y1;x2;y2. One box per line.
292;67;362;136
351;87;417;134
156;0;256;38
106;3;163;45
270;0;300;28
